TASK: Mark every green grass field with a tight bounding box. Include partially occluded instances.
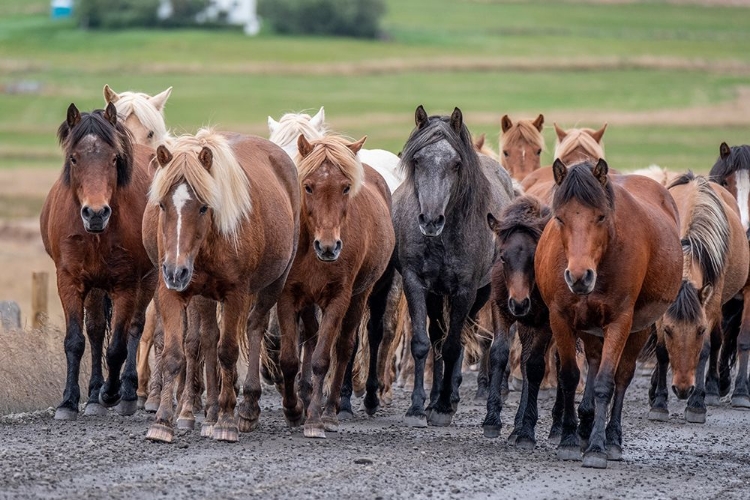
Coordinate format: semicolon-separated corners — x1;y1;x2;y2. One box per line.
1;0;749;174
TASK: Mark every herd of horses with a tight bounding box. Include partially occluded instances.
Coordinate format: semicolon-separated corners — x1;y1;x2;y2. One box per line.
39;85;750;469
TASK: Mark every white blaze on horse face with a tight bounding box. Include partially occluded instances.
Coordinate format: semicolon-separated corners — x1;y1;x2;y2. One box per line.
172;183;191;262
737;170;750;231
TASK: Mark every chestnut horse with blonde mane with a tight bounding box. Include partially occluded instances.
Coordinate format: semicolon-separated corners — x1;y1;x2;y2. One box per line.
535;158;681;468
649;172;749;423
279;135;395;438
143;128;299;443
499;114;545;182
41;102;157;420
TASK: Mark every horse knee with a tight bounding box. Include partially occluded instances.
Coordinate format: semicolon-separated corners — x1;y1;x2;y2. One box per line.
217;341;238;370
411;337;430;360
559;366;580;392
594;374;615;401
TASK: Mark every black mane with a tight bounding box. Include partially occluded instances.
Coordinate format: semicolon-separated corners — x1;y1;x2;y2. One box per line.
709;144;750;182
57;108;134;187
552;161;615;212
667;170;697;189
665;280;702;323
496;195;551;243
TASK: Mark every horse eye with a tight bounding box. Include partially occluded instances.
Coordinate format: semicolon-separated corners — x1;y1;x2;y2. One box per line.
721;180;728;187
158;202;165;211
112;155;118;164
555;216;564;225
597;214;606;223
200;205;208;215
343;185;351;195
304;185;313;194
536;149;542;156
147;131;154;139
503;151;509;158
499;255;506;264
69;156;77;165
664;327;673;338
453;161;461;171
697;327;706;337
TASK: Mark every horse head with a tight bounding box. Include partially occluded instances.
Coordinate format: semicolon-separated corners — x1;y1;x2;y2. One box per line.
499;114;545;182
103;84;171;148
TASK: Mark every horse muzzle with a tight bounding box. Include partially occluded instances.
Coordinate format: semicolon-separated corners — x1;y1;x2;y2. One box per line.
162;262;193;292
672;384;695;400
81;204;111;233
508;297;531;317
418;214;445;237
314;239;342;262
564;268;596;295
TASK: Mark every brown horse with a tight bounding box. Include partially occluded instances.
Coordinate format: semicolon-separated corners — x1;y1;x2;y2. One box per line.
279;135;395;438
498;114;545;182
649;173;749;423
143;128;299;443
535;158;682;468
41;102;157;419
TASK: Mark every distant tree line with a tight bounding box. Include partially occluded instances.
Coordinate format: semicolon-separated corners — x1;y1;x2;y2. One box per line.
258;0;386;39
76;0;209;29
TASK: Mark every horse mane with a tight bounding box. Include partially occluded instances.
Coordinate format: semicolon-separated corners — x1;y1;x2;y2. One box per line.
666;280;703;323
269;112;328;148
495;195;551;243
112;91;170;143
57;109;133;187
500;119;545;153
400;115;486;216
709;144;750;181
552;162;615;212
297;136;364;196
149;128;252;239
668;172;729;287
554;128;605;162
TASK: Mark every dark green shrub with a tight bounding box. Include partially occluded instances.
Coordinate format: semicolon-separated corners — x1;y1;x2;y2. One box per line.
258;0;386;39
75;0;209;29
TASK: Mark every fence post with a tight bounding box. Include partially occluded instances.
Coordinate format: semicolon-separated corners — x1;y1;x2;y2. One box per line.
32;271;49;330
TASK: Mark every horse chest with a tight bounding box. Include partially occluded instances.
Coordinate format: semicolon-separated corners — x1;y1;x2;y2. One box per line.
62;233;138;287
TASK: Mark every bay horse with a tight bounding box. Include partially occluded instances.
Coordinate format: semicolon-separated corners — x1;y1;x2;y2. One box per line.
535;158;682;468
278;135;395;438
709;143;750;408
394;105;513;427
649;173;749;423
41;102;157;419
143;128;299;443
498;114;545;182
483;196;553;448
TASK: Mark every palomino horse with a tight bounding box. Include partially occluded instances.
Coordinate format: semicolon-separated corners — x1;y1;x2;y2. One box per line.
268;107;404;192
278;135;395;438
709;143;750;408
41;102;157;419
483;196;554;448
535;158;682;468
649;173;749;423
499;114;545;182
143;129;299;443
473;133;499;162
394;105;513;427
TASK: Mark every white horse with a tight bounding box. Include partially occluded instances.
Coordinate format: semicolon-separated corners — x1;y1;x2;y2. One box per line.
268;107;404;193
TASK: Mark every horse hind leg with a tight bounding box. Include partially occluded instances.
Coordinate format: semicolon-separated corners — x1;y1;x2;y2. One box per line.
362;268;394;416
704;322;723;406
136;301;156;410
145;310;164;413
176;299;203;431
377;275;404;406
648;339;670;421
425;294;446;420
82;289;108;417
719;297;742;397
338;324;358;419
731;295;750;408
481;301;511;439
685;335;711;423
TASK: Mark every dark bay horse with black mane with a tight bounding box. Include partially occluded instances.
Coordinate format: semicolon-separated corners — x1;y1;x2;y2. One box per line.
41;102;157;419
535;158;682;468
394;105;514;427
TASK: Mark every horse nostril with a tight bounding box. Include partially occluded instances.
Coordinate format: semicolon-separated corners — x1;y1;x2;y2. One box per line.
313;240;322;253
436;215;445;226
101;205;111;219
564;269;572;284
418;214;426;225
162;264;168;277
177;267;189;283
82;206;92;219
334;240;342;252
584;269;595;284
688;385;695;397
522;297;530;310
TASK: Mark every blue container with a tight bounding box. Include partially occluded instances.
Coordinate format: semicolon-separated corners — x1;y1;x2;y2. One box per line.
50;0;73;19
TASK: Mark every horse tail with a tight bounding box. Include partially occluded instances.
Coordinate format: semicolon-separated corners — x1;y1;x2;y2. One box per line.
259;306;283;388
352;309;370;397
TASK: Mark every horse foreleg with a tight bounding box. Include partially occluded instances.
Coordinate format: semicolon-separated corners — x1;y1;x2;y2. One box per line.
81;289;107;416
98;288;136;410
550;312;581;461
482;300;511;439
176;298;202;431
54;273;86;420
279;292;304;428
704;321;723;405
577;335;602;448
402;270;430;427
200;299;220;437
685;332;712;423
425;293;446;418
299;306;319;413
512;324;552;449
548;350;564;444
145;308;164;413
719;297;742;397
136;301;156;409
731;292;750;408
377;275;404;406
648;338;670;421
338;326;358;419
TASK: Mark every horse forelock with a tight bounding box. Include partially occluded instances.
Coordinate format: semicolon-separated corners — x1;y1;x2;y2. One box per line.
666;280;703;323
297;136;364;196
496;196;551;243
554;128;604;163
149;129;251;241
57;110;134;188
552;162;615;212
114;92;169;143
500;119;545;152
709;144;750;182
269;112;328;150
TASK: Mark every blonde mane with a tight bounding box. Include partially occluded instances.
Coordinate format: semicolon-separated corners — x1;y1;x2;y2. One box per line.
113;91;170;143
269;112;328;150
554;128;605;163
500;119;545;153
297;136;364;196
149;128;252;239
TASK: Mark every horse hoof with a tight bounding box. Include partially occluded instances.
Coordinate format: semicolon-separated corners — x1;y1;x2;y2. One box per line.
427;411;452;427
404;414;427;428
115;399;138;416
607;444;623;461
648;408;669;421
705;394;721;406
98;390;121;409
380;394;393;406
146;423;173;443
304;424;326;439
323;416;339;433
363;403;379;417
731;395;750;408
547;432;561;446
83;403;108;417
685;407;706;424
582;451;608;469
353;388;365;398
177;417;195;430
474;388;489;402
338;409;354;421
516;437;536;450
144;400;159;413
557;446;581;461
54;407;78;421
200;422;214;438
238;416;259;433
212;425;239;443
483;425;501;439
507;432;517;444
137;396;147;410
509;376;523;392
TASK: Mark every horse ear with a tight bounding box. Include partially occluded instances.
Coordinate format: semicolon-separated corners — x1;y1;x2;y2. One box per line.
501;115;512;133
66;103;81;128
310;106;325;130
297;135;314;158
103;102;118;127
198;147;213;171
347;136;367;156
719;142;731;160
589;123;608;144
103;84;120;104
700;284;714;305
156;145;173;168
268;116;280;134
487;213;500;233
552;158;568;185
593;158;609;186
149;87;172;112
533;114;544;132
474;133;486;150
450;107;463;134
415;105;428;129
554;123;567;142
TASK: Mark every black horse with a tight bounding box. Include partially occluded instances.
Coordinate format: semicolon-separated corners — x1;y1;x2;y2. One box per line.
393;105;514;426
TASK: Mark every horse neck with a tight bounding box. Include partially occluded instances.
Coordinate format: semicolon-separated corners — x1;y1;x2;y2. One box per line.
445;163;491;225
